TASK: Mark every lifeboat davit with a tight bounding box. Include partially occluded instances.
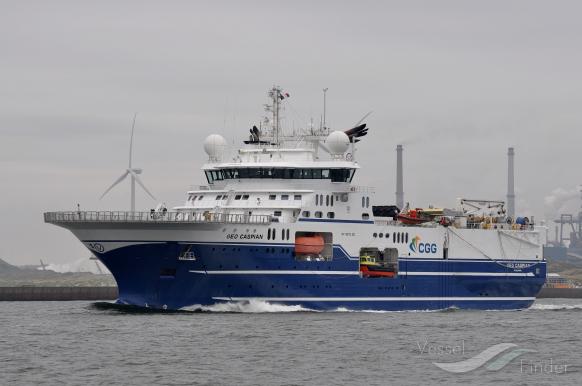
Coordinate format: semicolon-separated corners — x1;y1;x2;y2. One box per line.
295;234;325;255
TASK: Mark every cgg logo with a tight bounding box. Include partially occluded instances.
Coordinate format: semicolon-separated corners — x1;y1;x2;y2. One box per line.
409;236;438;254
418;243;438;254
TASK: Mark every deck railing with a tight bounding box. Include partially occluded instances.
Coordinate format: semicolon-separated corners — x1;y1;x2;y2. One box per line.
44;211;272;225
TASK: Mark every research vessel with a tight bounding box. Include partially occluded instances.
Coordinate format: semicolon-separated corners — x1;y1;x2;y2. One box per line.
45;86;546;311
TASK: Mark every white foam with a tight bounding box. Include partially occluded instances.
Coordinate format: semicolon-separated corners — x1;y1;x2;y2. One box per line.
185;300;314;313
530;303;582;311
332;306;445;313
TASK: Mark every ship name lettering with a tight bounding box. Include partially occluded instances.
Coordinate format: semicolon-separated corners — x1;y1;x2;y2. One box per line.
226;233;264;240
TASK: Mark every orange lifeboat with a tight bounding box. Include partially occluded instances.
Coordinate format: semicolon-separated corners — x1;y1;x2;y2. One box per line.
360;265;396;278
295;234;325;255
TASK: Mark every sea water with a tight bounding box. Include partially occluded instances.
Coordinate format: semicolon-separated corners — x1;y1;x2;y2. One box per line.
0;299;580;385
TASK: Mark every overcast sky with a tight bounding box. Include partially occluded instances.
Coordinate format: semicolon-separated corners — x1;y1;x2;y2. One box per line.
1;1;581;265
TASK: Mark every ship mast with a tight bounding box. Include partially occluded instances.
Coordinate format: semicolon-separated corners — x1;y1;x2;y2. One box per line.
267;86;284;146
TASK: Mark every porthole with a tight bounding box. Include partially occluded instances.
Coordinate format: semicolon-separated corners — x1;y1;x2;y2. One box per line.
379;233;383;238
373;233;378;238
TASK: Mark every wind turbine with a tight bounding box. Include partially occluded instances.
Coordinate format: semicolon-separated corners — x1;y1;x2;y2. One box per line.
100;114;156;212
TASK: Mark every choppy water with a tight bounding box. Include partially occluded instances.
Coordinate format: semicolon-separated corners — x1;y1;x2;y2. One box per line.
1;299;581;386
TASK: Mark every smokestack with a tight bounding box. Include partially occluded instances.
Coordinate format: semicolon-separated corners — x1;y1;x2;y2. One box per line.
396;144;404;209
507;147;515;218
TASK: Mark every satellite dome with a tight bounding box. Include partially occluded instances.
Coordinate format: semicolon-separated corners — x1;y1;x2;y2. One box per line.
326;131;350;155
203;134;227;160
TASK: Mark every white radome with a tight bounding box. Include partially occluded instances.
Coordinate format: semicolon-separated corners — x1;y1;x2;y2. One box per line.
326;131;350;154
203;134;227;159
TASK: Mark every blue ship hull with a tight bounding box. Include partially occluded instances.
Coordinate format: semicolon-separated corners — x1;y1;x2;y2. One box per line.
90;240;546;311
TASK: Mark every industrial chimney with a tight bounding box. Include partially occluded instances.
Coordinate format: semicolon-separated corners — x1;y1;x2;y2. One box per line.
507;147;515;218
396;145;404;209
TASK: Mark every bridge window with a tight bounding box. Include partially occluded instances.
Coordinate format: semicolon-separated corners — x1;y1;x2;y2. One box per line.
315;211;323;218
215;195;222;200
302;169;313;179
269;194;276;200
294;194;302;200
327;212;335;219
198;195;204;200
242;194;250;200
235;195;242;200
281;195;289;200
215;168;355;182
274;211;282;217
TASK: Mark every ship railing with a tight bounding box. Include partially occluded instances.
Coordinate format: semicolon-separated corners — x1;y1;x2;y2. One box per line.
44;211;272;225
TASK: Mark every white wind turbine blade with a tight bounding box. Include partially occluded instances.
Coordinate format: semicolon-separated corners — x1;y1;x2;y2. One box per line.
129;113;137;168
127;169;156;201
318;141;331;154
354;110;373;126
99;171;129;199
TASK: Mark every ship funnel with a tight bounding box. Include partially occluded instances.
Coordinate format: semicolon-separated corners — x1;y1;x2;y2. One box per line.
507;147;515;218
396;144;404;209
